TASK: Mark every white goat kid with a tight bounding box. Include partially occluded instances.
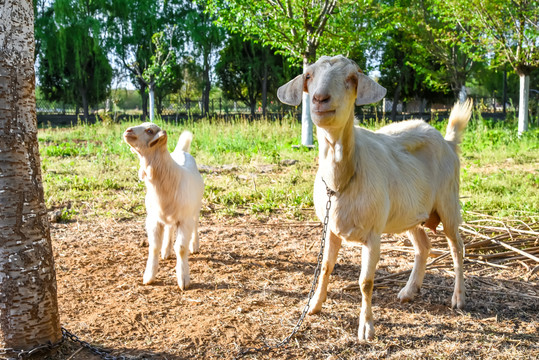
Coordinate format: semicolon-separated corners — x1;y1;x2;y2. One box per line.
277;55;472;341
123;123;204;290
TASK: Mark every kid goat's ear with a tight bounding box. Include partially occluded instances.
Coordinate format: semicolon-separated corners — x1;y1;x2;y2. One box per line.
149;130;167;148
277;74;304;106
355;73;387;106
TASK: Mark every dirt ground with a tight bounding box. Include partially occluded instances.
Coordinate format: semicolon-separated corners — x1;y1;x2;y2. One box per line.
42;214;538;360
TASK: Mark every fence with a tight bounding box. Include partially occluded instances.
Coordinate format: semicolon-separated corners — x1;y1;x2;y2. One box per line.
36;95;536;126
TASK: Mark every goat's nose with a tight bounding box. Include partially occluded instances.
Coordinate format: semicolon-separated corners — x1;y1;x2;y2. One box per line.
125;128;133;133
312;92;331;104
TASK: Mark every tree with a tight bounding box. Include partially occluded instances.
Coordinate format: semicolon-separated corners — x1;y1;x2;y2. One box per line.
108;0;165;120
36;0;112;120
186;1;225;116
206;0;363;145
449;0;538;133
0;0;61;356
216;34;287;116
141;28;178;121
398;0;477;101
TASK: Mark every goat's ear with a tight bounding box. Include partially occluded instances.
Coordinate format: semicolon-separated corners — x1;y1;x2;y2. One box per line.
149;130;167;148
277;74;303;106
355;73;387;106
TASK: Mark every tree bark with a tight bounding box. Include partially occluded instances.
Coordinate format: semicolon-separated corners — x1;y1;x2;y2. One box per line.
202;49;211;116
261;59;268;118
0;0;62;356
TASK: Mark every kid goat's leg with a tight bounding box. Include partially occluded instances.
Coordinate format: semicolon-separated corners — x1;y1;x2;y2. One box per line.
175;218;195;290
398;226;431;302
308;231;342;315
189;212;201;254
161;225;174;260
358;234;381;341
143;219;164;285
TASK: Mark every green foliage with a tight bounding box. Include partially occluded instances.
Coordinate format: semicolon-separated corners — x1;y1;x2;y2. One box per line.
446;0;538;74
205;0;366;66
215;34;290;115
36;0;112;117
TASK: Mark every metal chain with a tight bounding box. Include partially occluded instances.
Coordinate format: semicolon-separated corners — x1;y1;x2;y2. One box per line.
0;337;64;360
236;179;335;358
60;328;130;360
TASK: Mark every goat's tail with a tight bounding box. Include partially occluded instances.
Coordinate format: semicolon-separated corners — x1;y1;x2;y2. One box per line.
445;99;473;147
176;131;193;153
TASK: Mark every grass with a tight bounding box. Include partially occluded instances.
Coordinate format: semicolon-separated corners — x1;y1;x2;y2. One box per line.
38;112;538;223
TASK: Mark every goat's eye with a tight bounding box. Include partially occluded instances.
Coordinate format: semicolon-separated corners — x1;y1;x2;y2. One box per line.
146;129;154;135
305;73;311;80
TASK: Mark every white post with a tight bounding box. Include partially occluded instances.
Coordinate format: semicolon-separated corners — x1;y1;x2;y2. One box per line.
301;92;313;146
518;73;529;135
149;87;155;122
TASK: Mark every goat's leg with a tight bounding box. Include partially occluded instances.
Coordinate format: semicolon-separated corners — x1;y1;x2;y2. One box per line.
174;219;195;290
444;226;466;309
161;225;175;260
398;226;431;302
358;234;380;341
189;213;200;254
308;231;342;315
143;219;164;285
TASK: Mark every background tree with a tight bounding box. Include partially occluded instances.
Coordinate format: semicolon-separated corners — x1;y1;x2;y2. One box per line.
140;28;178;121
36;0;112;120
207;0;367;145
0;0;61;356
185;1;225;116
449;0;538;133
108;0;165;119
402;0;477;101
216;34;288;116
154;62;184;116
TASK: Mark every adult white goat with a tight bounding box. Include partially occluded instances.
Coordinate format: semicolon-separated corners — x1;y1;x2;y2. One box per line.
123;123;204;290
277;55;472;341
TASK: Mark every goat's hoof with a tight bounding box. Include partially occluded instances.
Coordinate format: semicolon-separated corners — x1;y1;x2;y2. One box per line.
142;274;156;285
307;299;323;315
189;245;199;254
358;322;375;341
451;294;466;310
177;275;190;291
397;286;419;303
161;251;172;260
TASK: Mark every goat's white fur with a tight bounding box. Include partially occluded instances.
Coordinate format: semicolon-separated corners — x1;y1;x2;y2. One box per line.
278;55;472;341
123;123;204;290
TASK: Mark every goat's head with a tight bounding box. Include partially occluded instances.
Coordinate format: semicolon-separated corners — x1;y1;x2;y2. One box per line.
123;122;168;156
277;55;386;128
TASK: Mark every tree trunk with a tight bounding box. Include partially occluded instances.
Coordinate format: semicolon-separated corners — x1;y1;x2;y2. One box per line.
138;79;148;121
261;60;268;118
503;67;507;116
80;86;89;121
202;50;211;116
518;72;529;135
0;0;62;357
149;82;155;122
391;83;402;122
301;54;313;146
